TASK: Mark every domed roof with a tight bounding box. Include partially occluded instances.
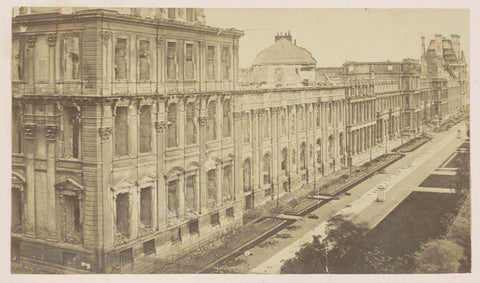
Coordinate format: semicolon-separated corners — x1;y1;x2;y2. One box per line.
253;38;317;66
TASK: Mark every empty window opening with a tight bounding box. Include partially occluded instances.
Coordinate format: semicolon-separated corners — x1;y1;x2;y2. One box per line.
143;239;155;256
167;104;177;148
243;113;251;143
221;46;230;80
207;101;216;140
115;107;128;157
223;165;233;203
167;180;179;225
185;43;195;80
185;103;196;145
207;46;216;81
63;107;81;159
207;170;217;208
188;219;199;235
226;207;234;219
64;36;80;80
281;148;288;173
139;105;152;153
11;188;23;233
185;175;197;217
138;40;150;81
211;213;220;226
263;153;271;185
243;159;251;193
223;99;231;138
115;38;127;80
167;42;177;80
12;39;23;81
140;187;152;228
119;248;133;264
171;228;181;243
64;195;81;243
116;193;130;238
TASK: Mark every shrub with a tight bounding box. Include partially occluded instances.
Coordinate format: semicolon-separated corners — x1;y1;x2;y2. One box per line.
414;239;464;273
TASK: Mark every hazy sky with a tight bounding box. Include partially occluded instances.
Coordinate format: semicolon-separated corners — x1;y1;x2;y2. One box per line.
204;9;469;68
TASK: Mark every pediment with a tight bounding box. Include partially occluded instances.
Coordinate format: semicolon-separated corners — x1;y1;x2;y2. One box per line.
55;178;84;192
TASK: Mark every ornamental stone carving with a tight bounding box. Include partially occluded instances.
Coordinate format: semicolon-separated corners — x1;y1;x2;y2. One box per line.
27;35;36;47
198;117;207;127
99;127;113;141
23;124;36;139
100;31;111;42
43;125;58;139
156;37;165;46
47;34;57;46
155;121;166;133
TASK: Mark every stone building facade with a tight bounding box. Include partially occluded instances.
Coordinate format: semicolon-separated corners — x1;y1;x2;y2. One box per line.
11;8;469;273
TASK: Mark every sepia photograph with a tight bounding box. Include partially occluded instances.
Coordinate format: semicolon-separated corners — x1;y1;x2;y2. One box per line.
6;1;475;278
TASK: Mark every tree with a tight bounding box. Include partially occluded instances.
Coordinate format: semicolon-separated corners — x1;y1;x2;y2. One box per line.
414;239;465;273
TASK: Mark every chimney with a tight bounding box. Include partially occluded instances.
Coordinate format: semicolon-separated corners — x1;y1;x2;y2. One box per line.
275;31;293;42
421;36;425;55
451;34;460;60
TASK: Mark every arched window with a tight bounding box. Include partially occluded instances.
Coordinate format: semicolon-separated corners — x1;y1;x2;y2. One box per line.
185;102;196;145
167;103;177;148
263;153;271;185
243;159;251;192
222;99;231;138
207;101;216;141
281;148;288;173
300;142;306;170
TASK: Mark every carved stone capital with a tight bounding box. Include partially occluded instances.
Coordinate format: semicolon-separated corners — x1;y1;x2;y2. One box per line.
27;35;36;48
233;45;239;55
199;41;205;50
155;121;167;133
23;124;36;139
47;34;57;46
198;117;207;128
43;125;58;139
233;112;243;121
99;127;113;141
100;31;111;42
156;37;165;46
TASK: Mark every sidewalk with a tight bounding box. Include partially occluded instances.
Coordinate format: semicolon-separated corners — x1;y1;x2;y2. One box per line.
245;122;465;274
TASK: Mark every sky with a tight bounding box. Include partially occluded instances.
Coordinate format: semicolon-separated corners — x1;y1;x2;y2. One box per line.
204;9;470;68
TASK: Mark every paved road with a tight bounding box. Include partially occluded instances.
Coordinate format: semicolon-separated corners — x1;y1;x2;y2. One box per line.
219;122;467;274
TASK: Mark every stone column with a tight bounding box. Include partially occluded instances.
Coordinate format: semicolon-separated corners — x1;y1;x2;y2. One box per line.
155;120;167;229
156;37;165;93
198;41;205;91
47;34;56;93
23;123;36;236
99;125;114;246
233;44;239;90
178;173;185;220
216;163;223;206
198;115;207;213
128;104;137;156
233;112;243;201
44;122;57;240
101;31;112;94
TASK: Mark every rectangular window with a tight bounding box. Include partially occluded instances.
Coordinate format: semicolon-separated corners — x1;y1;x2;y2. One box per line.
167;42;177;80
211;213;220;226
138;40;150;81
64;195;81;244
185;43;195;80
139;105;152;153
140;187;152;228
168;180;179;223
63;36;80;80
185;175;196;216
222;165;233;202
207;170;217;208
207;46;216;81
221;46;230;80
143;239;155;255
189;219;199;235
119;248;133;264
243;113;250;143
171;228;181;243
115;38;127;80
226;207;234;219
116;193;130;237
115;107;128;157
35;36;49;82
